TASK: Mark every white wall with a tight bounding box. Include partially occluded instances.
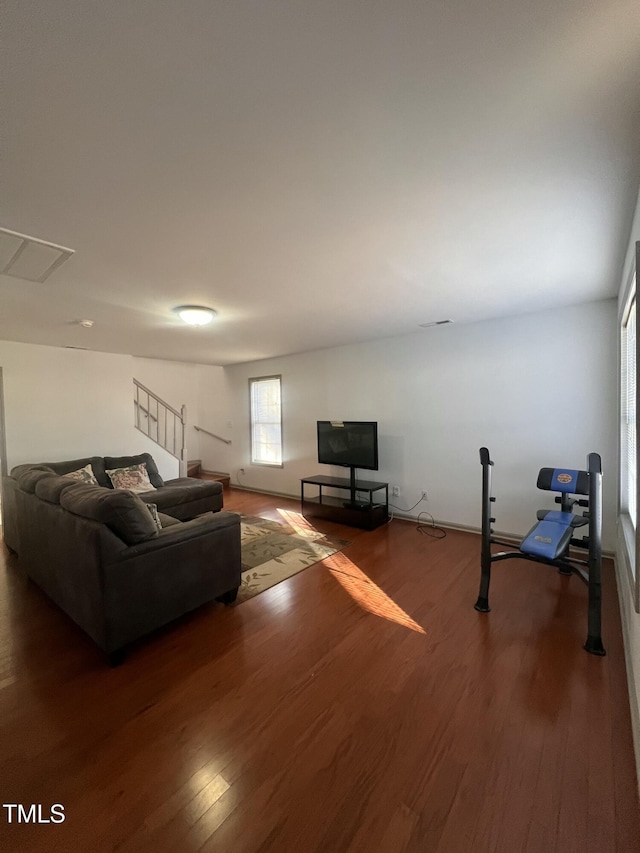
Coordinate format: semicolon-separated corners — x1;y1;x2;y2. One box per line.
195;363;234;474
224;300;618;549
616;187;640;786
0;342;178;480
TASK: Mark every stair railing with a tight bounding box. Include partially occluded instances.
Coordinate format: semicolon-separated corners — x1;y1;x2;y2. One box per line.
193;425;232;445
134;379;187;476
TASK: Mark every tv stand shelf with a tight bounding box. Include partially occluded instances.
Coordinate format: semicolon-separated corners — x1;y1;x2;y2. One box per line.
300;475;389;531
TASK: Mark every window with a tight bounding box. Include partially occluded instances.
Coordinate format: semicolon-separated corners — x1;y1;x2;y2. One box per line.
619;246;639;612
249;375;282;466
621;288;636;531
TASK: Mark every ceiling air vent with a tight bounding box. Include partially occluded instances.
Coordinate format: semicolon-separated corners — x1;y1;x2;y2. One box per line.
0;226;74;283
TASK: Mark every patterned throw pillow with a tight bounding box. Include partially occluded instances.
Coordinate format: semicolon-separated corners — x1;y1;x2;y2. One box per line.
145;503;162;529
64;463;99;485
106;463;156;493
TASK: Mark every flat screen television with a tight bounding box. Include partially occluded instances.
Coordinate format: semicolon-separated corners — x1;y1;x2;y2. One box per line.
317;421;378;471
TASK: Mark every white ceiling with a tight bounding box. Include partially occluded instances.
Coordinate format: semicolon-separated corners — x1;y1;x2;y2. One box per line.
1;1;639;365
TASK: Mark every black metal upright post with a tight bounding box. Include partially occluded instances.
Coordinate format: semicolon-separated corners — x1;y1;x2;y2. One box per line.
475;447;493;612
584;452;606;655
349;465;357;507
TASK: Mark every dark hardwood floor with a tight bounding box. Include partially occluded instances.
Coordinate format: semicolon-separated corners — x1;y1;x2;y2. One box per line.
0;488;638;852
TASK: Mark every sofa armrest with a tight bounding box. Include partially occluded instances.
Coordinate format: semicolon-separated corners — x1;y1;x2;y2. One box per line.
116;510;240;560
102;510;242;653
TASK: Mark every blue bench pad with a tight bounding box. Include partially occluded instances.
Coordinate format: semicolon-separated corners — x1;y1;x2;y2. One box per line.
520;514;574;560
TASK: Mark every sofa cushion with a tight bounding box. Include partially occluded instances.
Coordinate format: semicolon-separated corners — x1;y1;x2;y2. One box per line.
35;474;77;504
157;511;181;528
11;463;51;479
65;463;100;486
60;483;159;545
138;477;222;509
16;466;56;493
103;453;164;489
106;463;156;494
41;457;110;488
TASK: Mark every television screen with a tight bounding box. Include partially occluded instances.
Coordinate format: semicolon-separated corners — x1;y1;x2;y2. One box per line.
317;421;378;470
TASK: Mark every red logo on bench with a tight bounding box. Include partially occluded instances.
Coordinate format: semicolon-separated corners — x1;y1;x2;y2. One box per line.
557;473;572;484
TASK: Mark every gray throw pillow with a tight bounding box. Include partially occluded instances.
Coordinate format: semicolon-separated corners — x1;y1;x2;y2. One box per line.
146;503;162;529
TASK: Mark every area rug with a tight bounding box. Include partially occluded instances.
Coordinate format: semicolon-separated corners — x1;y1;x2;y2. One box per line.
237;513;349;604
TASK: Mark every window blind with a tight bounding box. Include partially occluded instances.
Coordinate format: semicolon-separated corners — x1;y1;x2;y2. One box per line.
250;376;282;466
622;294;636;529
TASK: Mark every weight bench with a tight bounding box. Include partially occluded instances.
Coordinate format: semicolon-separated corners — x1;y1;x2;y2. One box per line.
474;449;605;656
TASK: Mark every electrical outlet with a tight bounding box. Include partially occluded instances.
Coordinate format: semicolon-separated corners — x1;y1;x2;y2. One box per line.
391;486;400;497
421;490;428;500
239;468;245;475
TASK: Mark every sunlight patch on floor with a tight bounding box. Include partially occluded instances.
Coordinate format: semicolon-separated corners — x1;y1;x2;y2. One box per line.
322;551;426;635
276;508;324;538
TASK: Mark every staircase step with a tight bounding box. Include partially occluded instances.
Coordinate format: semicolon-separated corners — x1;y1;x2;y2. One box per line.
187;461;229;490
187;459;202;477
198;471;231;490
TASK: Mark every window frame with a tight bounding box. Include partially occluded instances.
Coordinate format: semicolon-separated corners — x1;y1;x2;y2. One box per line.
621;293;636;522
249;375;283;468
619;248;639;612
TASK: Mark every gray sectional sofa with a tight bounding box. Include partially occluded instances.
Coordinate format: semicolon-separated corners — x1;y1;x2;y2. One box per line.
2;453;241;663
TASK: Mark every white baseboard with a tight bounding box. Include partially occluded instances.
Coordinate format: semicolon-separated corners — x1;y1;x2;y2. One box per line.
230;484;298;501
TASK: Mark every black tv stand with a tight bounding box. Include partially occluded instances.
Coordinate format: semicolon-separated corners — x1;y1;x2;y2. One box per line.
301;474;389;530
342;500;370;511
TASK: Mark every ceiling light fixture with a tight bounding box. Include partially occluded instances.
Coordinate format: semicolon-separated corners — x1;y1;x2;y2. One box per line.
174;305;217;326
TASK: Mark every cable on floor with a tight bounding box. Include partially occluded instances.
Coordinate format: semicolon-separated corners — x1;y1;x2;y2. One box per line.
416;510;447;539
